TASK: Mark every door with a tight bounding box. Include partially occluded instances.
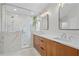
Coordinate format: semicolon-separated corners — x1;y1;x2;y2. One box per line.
55;42;65;56
64;45;78;56
47;39;56;56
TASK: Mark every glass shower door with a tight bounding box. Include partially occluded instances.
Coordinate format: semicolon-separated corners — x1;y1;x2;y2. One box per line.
1;4;33;53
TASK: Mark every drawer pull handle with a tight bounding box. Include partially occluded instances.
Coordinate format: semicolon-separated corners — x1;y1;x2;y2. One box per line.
41;40;44;42
40;47;44;50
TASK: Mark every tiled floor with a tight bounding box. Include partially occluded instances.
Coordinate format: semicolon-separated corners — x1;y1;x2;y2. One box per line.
0;48;40;56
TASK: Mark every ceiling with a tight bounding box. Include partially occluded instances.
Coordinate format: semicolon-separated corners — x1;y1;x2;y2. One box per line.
4;3;57;16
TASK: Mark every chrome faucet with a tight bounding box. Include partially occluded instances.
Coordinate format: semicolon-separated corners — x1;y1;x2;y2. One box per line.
61;33;67;39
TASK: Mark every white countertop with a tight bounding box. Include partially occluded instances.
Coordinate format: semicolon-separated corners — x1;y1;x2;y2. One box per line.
33;32;79;50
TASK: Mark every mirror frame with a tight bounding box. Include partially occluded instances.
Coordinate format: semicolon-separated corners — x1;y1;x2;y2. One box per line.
59;3;79;30
40;14;49;30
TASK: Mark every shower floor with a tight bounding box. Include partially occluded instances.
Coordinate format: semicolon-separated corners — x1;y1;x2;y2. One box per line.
0;48;40;56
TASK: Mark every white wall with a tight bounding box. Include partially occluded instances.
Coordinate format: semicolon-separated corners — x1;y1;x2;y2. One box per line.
40;4;79;36
0;4;1;32
0;4;4;53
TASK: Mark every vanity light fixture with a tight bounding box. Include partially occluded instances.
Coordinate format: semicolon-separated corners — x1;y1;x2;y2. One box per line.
40;11;50;17
61;3;64;8
58;3;64;8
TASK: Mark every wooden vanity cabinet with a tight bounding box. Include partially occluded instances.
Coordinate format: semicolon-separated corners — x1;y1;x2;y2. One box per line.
33;34;78;56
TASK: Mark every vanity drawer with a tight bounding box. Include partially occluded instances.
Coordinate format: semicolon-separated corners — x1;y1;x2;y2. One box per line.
40;38;47;50
39;37;47;56
39;46;47;56
39;37;47;44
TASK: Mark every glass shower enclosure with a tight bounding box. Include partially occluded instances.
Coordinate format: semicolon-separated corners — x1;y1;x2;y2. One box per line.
0;3;33;54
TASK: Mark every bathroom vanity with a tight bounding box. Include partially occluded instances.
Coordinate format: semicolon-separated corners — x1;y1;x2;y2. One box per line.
33;33;79;56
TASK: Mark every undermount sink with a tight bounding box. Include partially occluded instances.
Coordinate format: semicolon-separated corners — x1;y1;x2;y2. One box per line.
53;36;72;42
54;36;79;46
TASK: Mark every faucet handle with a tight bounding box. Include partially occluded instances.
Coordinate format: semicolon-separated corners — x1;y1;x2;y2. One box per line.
61;33;66;38
60;33;67;40
68;35;73;40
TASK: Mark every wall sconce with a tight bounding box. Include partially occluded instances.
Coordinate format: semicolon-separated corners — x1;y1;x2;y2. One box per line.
40;11;50;17
58;3;64;8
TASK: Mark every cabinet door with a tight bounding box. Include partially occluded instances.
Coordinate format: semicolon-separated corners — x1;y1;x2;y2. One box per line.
64;45;77;56
55;42;77;56
47;39;57;56
55;42;65;56
47;40;65;56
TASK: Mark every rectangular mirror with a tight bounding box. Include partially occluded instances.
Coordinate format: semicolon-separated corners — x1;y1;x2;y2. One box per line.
40;14;49;30
59;3;79;30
